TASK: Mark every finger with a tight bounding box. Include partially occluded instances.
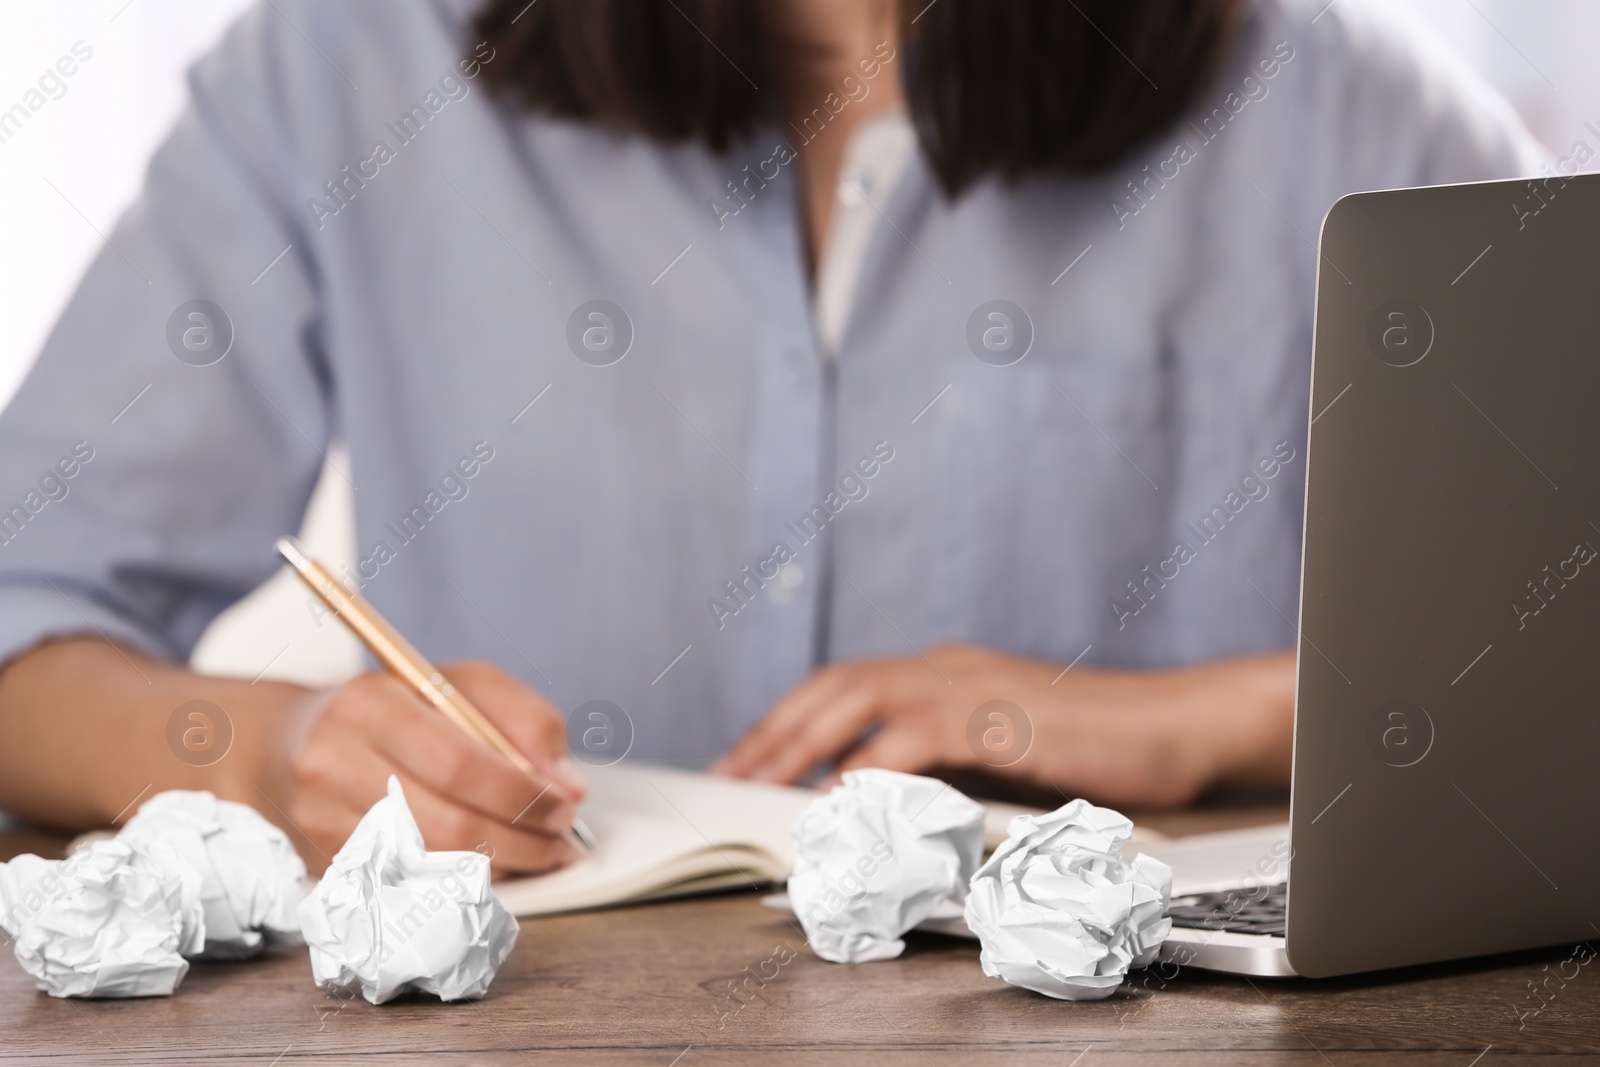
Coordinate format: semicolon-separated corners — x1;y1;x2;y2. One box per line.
752;679;887;785
288;736;576;875
283;792;369;877
831;720;941;781
285;728;438;873
343;672;578;836
401;773;580;875
442;661;587;800
709;665;857;776
753;658;946;783
288;707;406;852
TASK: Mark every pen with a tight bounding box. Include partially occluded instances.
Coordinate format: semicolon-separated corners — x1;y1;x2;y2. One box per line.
274;535;597;855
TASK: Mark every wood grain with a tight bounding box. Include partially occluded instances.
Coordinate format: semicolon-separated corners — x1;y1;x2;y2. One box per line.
3;807;1597;1065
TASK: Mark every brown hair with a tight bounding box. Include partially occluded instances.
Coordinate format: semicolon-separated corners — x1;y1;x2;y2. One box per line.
471;0;1244;195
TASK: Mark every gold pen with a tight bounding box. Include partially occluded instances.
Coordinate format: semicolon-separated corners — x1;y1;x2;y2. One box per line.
274;535;597;854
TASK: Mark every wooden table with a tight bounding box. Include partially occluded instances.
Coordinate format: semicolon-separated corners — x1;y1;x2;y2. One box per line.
4;805;1598;1065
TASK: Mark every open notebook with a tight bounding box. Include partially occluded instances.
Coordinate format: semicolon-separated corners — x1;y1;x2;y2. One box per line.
495;762;1057;918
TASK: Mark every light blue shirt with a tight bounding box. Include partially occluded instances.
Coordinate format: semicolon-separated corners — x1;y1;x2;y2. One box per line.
0;0;1545;758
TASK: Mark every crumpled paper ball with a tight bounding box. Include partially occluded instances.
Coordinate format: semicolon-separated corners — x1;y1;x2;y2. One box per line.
964;798;1172;1000
0;837;205;998
788;769;986;963
120;790;306;959
297;776;519;1003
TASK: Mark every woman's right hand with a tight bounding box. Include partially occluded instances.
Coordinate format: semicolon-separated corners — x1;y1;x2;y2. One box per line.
283;660;587;876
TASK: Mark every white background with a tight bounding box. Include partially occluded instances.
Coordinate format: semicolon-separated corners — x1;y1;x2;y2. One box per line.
1;0;1597;686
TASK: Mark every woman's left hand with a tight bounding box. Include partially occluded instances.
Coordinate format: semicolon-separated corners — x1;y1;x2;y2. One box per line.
708;644;1295;808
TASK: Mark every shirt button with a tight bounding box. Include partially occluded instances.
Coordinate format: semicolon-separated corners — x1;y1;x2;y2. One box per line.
768;562;805;605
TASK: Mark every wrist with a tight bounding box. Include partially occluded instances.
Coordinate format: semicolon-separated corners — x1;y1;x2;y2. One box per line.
1187;651;1296;793
208;677;317;812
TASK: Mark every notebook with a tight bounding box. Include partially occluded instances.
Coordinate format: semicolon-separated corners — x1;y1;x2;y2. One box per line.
494;761;1060;918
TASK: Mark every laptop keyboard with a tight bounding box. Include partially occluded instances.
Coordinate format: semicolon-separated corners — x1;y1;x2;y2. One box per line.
1167;882;1286;937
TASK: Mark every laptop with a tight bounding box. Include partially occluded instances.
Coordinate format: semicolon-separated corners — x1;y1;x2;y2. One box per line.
1129;170;1600;978
770;171;1600;978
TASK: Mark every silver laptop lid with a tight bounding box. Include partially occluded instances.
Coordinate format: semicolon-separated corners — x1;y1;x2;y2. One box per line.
1288;172;1600;978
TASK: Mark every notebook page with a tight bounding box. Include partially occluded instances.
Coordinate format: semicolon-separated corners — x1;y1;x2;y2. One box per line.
493;762;815;917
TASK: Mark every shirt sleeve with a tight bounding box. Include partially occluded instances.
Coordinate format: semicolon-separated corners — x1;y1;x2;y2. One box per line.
1296;0;1551;222
0;3;334;668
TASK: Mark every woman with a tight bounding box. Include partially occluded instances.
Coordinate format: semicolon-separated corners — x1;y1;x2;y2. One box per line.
0;0;1543;872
